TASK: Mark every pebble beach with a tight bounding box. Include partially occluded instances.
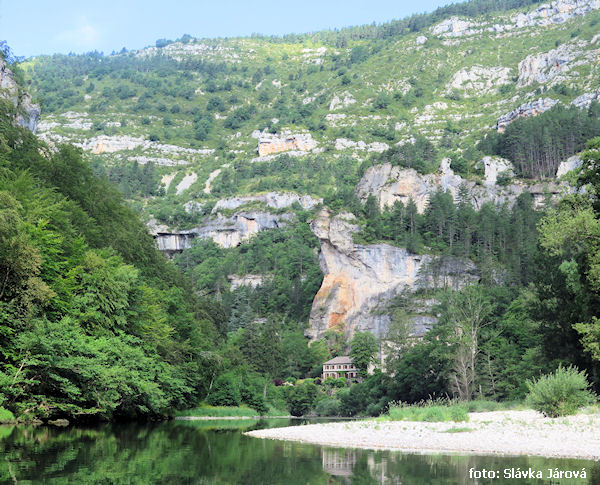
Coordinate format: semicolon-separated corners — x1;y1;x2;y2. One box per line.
245;410;600;460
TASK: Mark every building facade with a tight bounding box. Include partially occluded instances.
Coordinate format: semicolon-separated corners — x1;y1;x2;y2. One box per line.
322;356;359;380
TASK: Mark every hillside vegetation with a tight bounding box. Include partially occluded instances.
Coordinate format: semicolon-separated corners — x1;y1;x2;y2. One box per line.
3;0;600;419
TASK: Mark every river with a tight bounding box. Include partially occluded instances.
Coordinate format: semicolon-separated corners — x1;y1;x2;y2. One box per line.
0;418;595;484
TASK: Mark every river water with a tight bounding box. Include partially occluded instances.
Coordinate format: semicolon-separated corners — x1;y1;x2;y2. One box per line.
0;418;596;484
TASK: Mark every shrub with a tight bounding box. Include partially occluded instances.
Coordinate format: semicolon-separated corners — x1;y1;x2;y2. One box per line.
526;365;595;417
0;407;15;423
315;398;340;416
206;374;241;407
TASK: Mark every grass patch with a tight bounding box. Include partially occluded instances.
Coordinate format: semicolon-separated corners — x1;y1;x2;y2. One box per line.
175;403;287;417
442;427;473;433
386;400;469;423
176;404;260;418
465;400;522;413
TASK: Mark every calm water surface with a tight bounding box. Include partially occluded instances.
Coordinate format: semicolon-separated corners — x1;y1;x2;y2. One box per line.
0;418;596;484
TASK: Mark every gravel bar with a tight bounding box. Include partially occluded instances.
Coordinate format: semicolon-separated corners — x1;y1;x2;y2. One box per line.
245;410;600;460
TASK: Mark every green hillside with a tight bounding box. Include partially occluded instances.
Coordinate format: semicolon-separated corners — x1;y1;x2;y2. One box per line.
2;0;600;420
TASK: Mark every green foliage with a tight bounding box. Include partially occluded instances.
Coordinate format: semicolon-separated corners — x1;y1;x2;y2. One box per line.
206;374;242;407
481;103;600;179
175;404;259;417
0;407;15;423
315;398;340;416
350;331;378;377
526;365;595;417
0;103;221;421
286;381;318;416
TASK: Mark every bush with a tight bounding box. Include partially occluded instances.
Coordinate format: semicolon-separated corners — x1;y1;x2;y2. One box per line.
315;398;340;416
526;365;595;417
206;374;241;407
0;407;15;423
286;382;318;417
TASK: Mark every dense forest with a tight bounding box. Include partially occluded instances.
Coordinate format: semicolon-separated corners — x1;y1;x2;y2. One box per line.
0;97;226;422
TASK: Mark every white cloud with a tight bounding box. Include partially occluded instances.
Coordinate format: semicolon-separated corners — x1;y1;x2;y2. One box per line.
55;16;100;49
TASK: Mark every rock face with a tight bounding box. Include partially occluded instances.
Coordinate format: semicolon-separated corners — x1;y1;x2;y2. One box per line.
197;212;292;248
512;0;600;28
0;59;40;132
306;209;479;340
478;156;515;185
152;211;293;254
212;192;322;213
556;155;583;177
517;44;577;86
571;89;600;109
355;160;567;212
431;17;476;36
429;0;600;38
257;133;316;156
496;98;559;132
329;92;356;111
153;231;196;258
228;274;264;290
448;66;511;96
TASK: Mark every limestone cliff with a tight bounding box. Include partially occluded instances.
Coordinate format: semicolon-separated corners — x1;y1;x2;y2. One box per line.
355;159;569;213
150;210;292;255
306;209;479;341
0;58;40;132
256;133;317;157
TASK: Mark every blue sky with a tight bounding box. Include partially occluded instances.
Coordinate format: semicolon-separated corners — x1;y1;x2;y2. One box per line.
0;0;453;58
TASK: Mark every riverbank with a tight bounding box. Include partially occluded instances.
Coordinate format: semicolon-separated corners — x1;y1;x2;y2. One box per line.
245;410;600;460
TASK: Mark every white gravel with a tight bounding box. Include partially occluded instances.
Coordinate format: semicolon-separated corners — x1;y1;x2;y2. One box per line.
245;410;600;460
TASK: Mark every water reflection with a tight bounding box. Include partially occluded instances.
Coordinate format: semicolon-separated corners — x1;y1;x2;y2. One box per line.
0;420;597;484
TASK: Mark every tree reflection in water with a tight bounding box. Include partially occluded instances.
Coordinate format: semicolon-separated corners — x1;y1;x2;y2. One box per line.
0;420;596;484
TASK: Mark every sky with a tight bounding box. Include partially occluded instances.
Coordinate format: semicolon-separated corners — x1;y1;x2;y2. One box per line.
0;0;453;58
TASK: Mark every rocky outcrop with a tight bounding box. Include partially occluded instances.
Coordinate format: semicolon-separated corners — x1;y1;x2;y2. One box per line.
355;159;566;212
149;209;293;254
556;155;583;177
517;44;577;86
228;274;265;290
571;89;600;109
430;0;600;38
257;133;316;157
448;66;511;96
335;138;389;152
153;231;196;258
431;17;476;36
477;156;515;185
306;209;479;340
78;135;214;158
512;0;600;28
496;98;559;132
0;58;40;132
329;92;356;111
204;168;222;194
196;212;292;248
212;192;322;213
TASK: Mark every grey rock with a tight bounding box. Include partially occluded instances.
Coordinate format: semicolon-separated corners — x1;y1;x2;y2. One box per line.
496;98;559;132
212;192;322;213
571;89;600;109
0;58;40;132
